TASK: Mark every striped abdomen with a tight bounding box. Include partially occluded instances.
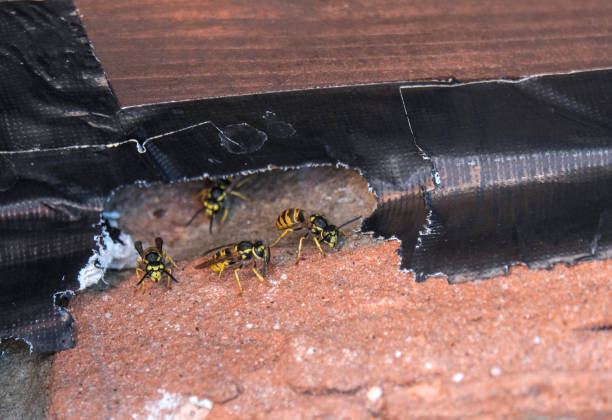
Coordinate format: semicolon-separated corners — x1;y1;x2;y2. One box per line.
212;246;236;261
276;208;305;230
210;260;231;273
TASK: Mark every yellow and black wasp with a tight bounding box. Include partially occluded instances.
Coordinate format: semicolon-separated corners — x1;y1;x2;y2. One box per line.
134;237;179;290
186;176;251;233
270;208;361;264
195;240;270;294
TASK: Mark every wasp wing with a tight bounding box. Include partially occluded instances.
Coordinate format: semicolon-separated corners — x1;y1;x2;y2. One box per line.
155;237;164;252
195;243;240;269
201;243;239;256
195;253;240;269
134;241;145;258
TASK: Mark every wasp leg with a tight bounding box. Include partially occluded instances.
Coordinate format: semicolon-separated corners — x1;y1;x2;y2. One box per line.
252;261;270;286
163;251;178;268
209;215;215;234
295;233;308;265
136;270;152;293
234;266;244;294
196;188;209;199
234;175;253;189
271;229;292;247
230;190;250;202
164;268;179;288
135;267;146;292
219;207;229;230
215;264;226;280
137;270;150;285
338;228;352;238
312;236;326;257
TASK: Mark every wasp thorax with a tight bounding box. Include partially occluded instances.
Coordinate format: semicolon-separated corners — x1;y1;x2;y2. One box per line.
253;241;267;258
322;225;338;247
310;215;327;229
210;188;225;200
219;178;232;189
237;241;253;252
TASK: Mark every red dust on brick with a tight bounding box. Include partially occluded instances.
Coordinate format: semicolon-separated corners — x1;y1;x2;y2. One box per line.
49;240;612;419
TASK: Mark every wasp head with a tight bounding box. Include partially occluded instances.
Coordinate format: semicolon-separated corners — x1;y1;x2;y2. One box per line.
253;241;270;262
217;178;233;189
145;251;161;263
210;187;226;200
321;225;339;248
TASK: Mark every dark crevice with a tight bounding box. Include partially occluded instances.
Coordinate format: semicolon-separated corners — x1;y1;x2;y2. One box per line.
290;384;363;397
578;324;612;332
106;166;379;268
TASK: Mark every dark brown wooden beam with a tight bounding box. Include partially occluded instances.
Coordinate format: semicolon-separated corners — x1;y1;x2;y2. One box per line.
75;0;612;106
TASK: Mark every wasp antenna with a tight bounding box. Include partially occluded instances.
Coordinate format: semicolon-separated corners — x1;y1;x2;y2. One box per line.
136;270;152;286
338;216;363;230
155;237;164;252
165;270;179;283
232;174;255;190
185;206;206;226
209;216;214;234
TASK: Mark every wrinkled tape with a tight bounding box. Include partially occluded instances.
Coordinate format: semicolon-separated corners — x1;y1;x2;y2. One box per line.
0;0;610;352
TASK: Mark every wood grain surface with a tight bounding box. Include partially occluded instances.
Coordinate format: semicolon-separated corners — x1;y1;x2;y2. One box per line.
75;0;612;106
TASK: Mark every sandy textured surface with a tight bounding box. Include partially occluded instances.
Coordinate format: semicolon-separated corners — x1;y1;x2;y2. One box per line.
106;167;377;265
0;340;53;420
49;239;611;419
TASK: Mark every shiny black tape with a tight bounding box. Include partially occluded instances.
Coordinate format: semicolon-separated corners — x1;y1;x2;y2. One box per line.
1;0;610;352
0;0;119;353
401;74;612;282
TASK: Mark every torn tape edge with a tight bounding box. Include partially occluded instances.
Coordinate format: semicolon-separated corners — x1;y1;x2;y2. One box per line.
0;120;221;156
3;68;610;157
120;66;612;110
397;66;612;91
1;291;74;354
76;217;137;290
105;160;380;201
120;79;442;110
1;335;35;354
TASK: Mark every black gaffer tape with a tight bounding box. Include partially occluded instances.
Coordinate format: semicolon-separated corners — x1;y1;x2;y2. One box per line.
1;0;610;352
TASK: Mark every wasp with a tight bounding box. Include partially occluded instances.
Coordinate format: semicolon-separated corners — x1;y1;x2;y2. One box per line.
134;237;179;290
270;208;361;264
186;176;251;233
195;240;270;294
